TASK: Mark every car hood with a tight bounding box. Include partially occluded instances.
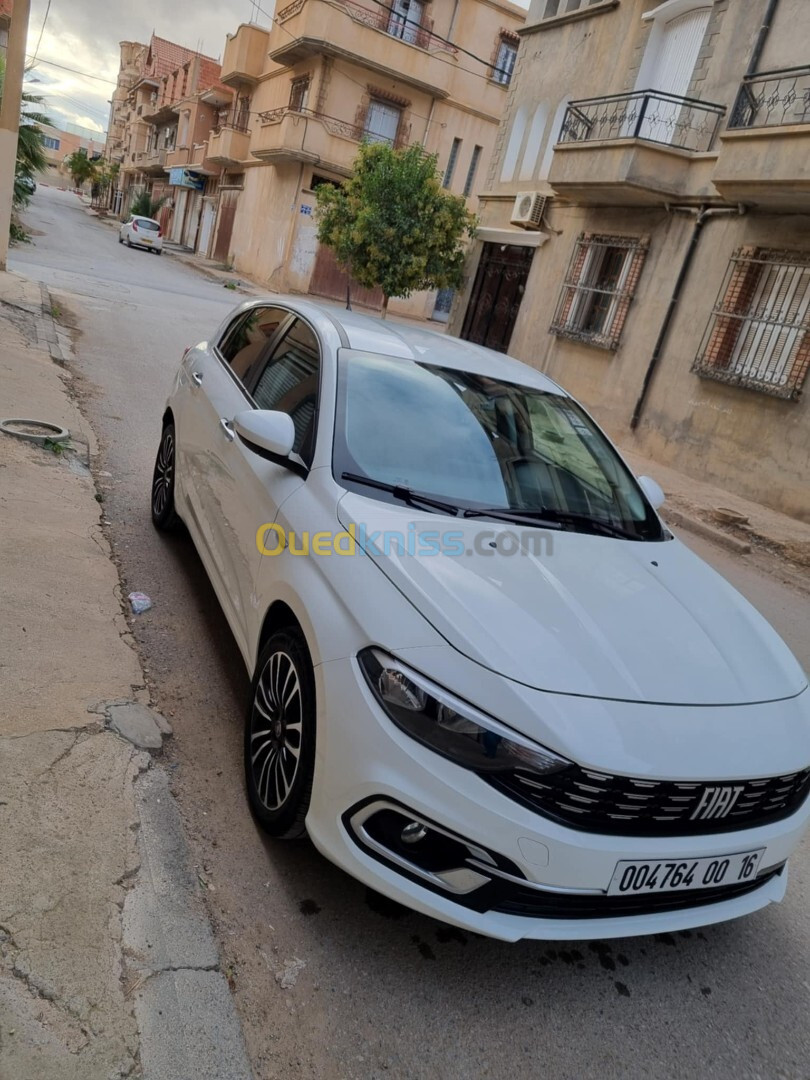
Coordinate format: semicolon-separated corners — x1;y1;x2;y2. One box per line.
337;495;807;706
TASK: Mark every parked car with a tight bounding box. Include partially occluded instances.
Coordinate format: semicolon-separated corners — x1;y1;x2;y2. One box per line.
17;175;36;196
151;297;810;941
119;215;163;253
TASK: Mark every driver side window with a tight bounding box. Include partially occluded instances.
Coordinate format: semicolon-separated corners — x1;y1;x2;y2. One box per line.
247;318;321;466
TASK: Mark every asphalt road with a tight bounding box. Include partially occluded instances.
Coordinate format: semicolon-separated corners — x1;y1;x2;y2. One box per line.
12;186;810;1080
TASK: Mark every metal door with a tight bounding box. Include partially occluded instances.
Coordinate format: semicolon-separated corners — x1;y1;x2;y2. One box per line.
309;244;384;310
213;188;239;263
460;243;534;353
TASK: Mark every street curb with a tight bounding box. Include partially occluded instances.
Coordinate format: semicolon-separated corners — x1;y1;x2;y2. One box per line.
661;507;753;555
37;282;67;365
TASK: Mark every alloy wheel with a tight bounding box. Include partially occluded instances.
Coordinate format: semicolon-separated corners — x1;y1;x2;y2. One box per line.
249;651;303;811
152;426;174;518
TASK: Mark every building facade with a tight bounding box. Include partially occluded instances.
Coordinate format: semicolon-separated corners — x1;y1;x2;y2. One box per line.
450;0;810;520
112;35;225;240
208;0;525;320
39;123;103;186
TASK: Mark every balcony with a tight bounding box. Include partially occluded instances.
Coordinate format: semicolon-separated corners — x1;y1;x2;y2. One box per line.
548;90;725;206
222;23;270;87
251;107;368;173
713;66;810;209
165;146;190;170
208;123;251;166
141;148;168;175
270;0;454;99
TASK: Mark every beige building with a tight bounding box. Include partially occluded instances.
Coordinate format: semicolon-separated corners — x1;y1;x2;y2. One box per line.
208;0;524;319
449;0;810;521
112;35;225;239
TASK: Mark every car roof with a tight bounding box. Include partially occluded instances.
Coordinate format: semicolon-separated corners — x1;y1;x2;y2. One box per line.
132;216;160;224
244;296;567;396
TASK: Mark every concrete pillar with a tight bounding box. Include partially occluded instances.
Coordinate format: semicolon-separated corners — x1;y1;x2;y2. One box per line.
0;0;32;271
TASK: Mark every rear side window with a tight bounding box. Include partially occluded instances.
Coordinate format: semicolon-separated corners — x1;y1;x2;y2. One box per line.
135;218;160;232
249;317;320;463
217;306;289;383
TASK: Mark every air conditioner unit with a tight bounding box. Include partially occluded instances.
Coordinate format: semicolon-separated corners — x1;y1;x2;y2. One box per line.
510;191;547;229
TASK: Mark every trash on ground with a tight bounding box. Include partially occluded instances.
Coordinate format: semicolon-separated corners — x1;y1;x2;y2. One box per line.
128;592;152;614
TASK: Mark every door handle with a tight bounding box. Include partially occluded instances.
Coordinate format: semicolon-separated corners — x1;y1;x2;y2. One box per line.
191;371;203;387
219;418;235;441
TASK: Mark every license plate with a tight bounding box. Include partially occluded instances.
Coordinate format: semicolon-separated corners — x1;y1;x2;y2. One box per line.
607;849;764;896
143;238;152;245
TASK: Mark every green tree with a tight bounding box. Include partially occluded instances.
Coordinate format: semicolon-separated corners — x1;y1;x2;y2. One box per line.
129;190;165;219
315;141;477;317
0;55;52;209
65;149;97;191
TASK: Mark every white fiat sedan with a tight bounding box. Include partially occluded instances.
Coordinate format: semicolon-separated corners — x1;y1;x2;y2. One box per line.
152;297;810;941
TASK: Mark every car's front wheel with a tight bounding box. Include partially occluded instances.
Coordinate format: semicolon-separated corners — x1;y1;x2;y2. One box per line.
118;235;124;244
151;421;180;531
245;628;316;839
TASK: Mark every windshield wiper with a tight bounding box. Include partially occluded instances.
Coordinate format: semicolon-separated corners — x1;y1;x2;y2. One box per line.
341;472;460;515
463;506;640;539
462;507;563;530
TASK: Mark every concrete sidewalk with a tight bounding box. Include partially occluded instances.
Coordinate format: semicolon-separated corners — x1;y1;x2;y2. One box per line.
0;269;252;1080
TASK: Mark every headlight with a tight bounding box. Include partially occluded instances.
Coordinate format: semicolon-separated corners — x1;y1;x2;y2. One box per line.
358;648;571;778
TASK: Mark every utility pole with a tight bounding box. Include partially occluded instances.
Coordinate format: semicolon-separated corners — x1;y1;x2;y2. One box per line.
0;0;32;271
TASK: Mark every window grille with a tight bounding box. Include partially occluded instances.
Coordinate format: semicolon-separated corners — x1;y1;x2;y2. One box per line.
443;137;462;188
692;247;810;400
550;234;649;350
289;76;311;113
463;145;482;196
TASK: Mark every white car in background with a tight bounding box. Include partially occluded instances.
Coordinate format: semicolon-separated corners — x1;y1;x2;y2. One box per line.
119;215;163;254
150;297;810;941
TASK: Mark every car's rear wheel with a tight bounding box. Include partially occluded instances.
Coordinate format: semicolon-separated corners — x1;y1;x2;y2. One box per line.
118;235;123;244
151;421;180;531
245;628;316;839
126;236;133;248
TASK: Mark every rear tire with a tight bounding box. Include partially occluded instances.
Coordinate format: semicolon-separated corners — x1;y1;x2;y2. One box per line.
118;235;124;244
245;628;316;839
151;421;180;531
126;237;132;248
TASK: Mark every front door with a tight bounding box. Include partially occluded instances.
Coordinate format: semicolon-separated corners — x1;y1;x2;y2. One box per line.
461;243;534;353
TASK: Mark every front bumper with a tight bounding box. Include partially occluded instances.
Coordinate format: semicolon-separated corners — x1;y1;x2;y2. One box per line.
305;656;808;941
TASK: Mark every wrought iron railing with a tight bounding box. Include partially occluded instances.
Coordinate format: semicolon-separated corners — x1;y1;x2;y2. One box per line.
213;108;251;135
729;65;810;129
258;105;410;148
559;90;726;153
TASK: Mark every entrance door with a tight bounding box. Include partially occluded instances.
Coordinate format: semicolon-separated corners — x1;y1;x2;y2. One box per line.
198;198;216;257
460;243;534;353
637;6;710;144
213;188;239;263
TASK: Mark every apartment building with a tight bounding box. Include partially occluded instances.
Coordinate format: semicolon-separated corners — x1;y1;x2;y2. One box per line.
208;0;525;320
114;34;225;244
449;0;810;519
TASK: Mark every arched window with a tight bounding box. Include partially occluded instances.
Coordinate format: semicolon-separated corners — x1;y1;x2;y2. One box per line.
500;105;528;183
519;104;548;181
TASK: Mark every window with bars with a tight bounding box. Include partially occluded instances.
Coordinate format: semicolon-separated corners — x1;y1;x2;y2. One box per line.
463;145;482;196
289;76;310;112
692;248;810;400
550;234;649;350
443;137;462;189
492;39;517;85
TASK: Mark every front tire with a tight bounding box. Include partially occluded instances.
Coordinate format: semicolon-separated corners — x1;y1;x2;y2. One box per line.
245;629;316;839
118;235;124;244
151;421;180;531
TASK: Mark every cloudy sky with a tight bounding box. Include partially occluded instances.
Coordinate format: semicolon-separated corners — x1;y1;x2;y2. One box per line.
23;0;276;136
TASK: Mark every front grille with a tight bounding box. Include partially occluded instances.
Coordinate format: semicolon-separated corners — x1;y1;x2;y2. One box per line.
492;865;785;919
489;765;810;837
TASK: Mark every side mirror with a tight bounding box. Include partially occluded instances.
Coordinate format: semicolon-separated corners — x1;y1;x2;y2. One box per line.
637;474;665;510
233;409;295;459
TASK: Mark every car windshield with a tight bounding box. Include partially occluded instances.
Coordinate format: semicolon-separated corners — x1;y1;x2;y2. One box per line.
135;219;160;231
334;351;663;540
